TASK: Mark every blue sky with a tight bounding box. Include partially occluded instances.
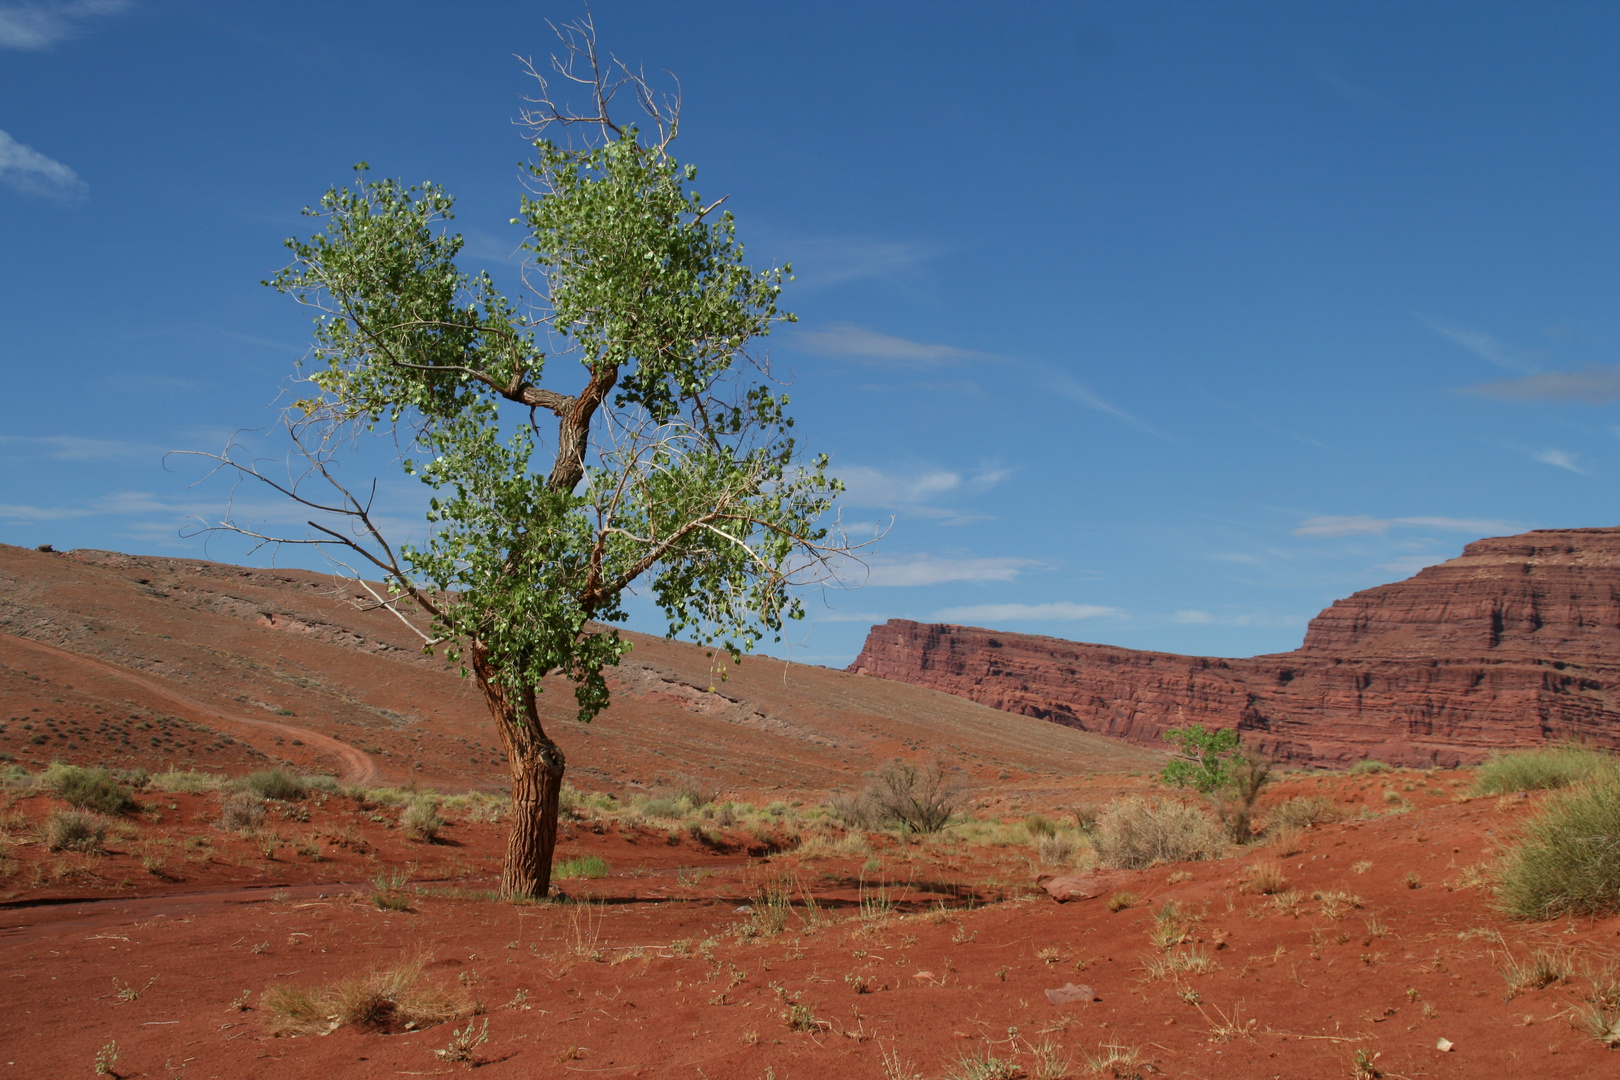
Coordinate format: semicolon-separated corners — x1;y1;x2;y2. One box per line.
3;1;1618;667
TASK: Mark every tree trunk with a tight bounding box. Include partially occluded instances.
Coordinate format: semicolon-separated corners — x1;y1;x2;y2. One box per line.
472;642;566;900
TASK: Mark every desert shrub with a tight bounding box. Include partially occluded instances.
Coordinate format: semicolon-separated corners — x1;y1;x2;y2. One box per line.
44;807;107;852
1267;794;1343;831
43;764;136;815
829;789;884;831
1349;759;1391;776
1023;813;1056;838
150;769;222;794
834;760;966;835
1473;744;1614;796
636;794;691;820
220;793;268;831
669;772;723;807
1238;859;1289;895
555;854;609;879
303;774;342;795
1036;831;1077;866
262;957;476;1036
245;769;308;801
1497;770;1620;918
1216;749;1273;843
401;799;445;842
1092;796;1225;869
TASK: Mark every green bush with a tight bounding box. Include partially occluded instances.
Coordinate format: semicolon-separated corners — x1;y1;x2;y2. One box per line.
1022;813;1056;838
1349;759;1392;776
554;854;609;879
1093;796;1225;869
245;769;308;801
150;769;222;793
43;763;136;815
1473;744;1613;796
1497;770;1620;918
45;807;107;852
401;799;445;842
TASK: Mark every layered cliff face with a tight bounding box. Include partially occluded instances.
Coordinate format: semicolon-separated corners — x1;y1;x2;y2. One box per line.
847;528;1620;766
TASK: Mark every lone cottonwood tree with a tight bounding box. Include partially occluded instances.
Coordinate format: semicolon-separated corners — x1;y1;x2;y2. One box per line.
199;19;848;899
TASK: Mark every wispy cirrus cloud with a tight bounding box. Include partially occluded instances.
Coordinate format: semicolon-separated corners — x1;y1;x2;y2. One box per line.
1532;448;1584;474
933;601;1120;624
858;554;1040;587
836;463;1009;526
0;434;155;463
0;0;127;49
1049;374;1171;440
1174;609;1304;627
1466;365;1620;403
0;129;86;199
793;325;974;366
1426;319;1536;373
1293;515;1516;538
786;237;944;294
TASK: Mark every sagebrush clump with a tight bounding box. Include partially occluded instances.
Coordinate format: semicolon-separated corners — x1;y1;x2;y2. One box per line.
1093;797;1224;869
43;764;136;815
1497;769;1620;918
44;807;107;852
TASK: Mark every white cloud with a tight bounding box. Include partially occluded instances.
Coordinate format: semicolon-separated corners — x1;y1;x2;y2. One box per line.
1426;319;1533;373
835;462;1009;525
1469;366;1620;403
809;610;889;624
794;325;972;366
0;502;95;522
1294;515;1516;538
0;434;153;463
859;554;1040;587
1172;609;1305;628
787;237;942;292
1049;374;1170;440
0;0;127;49
0;129;86;199
1375;554;1450;575
932;601;1121;623
1532;448;1584;474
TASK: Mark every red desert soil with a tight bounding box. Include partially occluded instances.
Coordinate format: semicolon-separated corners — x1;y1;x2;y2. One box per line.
3;543;1618;1078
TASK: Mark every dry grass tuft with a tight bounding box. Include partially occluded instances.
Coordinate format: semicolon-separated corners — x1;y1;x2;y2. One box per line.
1502;947;1573;999
1093;797;1224;869
1238;860;1288;895
261;957;478;1036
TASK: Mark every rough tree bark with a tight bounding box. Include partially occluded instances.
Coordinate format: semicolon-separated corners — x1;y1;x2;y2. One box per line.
473;642;565;898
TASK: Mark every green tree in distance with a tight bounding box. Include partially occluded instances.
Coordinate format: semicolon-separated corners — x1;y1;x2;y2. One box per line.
193;16;853;899
1161;724;1273;842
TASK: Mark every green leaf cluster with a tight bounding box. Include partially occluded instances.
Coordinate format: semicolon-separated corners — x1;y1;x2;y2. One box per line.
266;125;840;723
1159;724;1241;793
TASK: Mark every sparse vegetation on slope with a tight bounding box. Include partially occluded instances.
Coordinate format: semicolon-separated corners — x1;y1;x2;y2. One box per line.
1497;768;1620;918
1472;744;1613;795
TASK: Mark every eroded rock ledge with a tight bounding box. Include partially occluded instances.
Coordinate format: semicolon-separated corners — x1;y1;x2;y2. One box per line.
848;527;1620;767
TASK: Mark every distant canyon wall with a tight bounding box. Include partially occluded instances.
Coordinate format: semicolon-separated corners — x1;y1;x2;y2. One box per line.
848;528;1620;766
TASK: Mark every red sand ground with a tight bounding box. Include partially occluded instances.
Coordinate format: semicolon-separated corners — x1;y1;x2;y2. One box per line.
3;775;1618;1079
3;545;1619;1077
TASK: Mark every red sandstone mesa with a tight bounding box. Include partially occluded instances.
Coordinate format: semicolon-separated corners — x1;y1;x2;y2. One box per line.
848;527;1620;766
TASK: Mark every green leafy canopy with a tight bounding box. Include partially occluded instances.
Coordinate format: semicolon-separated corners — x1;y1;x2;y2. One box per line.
262;124;844;722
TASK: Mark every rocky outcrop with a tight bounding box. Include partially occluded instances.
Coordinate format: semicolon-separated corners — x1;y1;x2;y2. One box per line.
848;528;1620;766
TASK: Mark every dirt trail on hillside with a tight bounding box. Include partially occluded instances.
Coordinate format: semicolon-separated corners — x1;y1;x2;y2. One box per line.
1;632;379;784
